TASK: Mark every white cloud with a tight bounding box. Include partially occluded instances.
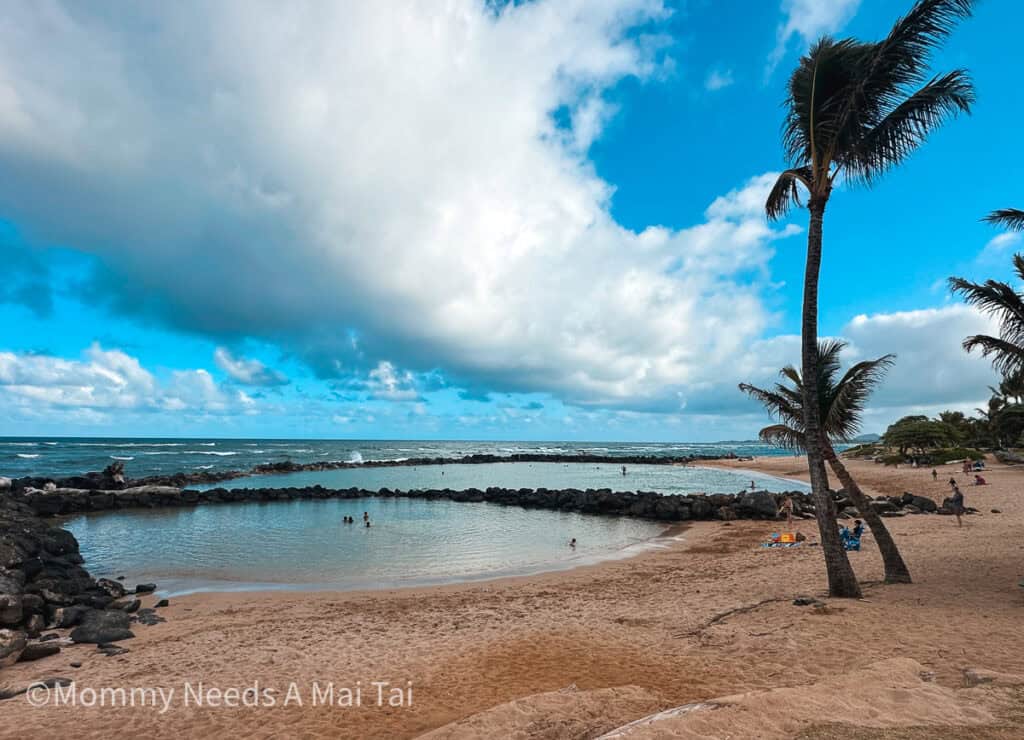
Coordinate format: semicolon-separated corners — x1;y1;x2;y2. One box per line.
842;305;1000;422
768;0;861;74
0;1;798;414
704;67;735;91
978;231;1023;263
0;344;256;416
214;347;288;387
366;361;420;402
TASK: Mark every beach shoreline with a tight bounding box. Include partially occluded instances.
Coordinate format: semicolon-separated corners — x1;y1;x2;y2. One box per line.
2;455;1023;738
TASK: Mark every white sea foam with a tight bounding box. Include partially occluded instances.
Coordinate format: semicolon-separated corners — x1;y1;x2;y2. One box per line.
111;456;135;461
347;451;364;464
16;453;40;458
185;451;238;456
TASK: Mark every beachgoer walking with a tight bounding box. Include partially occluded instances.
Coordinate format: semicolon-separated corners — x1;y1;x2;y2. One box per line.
950;485;965;528
948;477;957;489
778;496;794;530
931;468;937;481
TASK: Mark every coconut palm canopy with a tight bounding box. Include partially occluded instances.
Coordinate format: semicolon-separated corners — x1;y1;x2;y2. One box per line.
739;340;895;450
766;0;975;218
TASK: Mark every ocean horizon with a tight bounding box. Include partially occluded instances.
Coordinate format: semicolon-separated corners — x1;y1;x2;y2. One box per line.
1;436;807;480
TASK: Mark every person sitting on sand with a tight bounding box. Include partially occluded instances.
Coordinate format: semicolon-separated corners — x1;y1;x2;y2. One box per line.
950;485;965;528
853;519;865;540
974;474;987;486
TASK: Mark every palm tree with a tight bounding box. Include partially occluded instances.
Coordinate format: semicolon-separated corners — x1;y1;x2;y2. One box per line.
950;255;1024;378
766;0;975;597
740;341;912;584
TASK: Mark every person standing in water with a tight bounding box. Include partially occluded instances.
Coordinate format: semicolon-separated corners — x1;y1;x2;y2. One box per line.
569;538;576;548
621;465;627;476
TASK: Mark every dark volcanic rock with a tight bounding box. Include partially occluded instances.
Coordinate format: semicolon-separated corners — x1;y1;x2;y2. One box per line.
97;578;126;598
112;596;141;613
735;491;778;518
17;641;60;662
135;583;157;594
69;609;134;644
0;628;27;667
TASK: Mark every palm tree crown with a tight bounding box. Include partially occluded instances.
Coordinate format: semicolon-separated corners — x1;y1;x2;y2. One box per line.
766;0;975;219
739;340;895;450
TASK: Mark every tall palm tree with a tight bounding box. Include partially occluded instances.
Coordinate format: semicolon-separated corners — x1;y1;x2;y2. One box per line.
766;0;975;597
740;341;912;584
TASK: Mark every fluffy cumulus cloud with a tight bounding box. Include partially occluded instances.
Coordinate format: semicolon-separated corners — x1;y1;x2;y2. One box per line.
0;0;802;416
731;305;1002;434
842;305;1000;414
768;0;861;72
214;347;288;387
0;343;256;419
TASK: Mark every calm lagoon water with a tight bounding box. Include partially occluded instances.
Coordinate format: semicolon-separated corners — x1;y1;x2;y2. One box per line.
62;497;670;596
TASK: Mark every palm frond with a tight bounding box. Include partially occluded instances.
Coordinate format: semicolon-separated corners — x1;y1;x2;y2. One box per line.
984;209;1024;232
961;335;1024;378
842;70;973;185
765;167;812;221
758;423;806;451
826;354;896;441
948;274;1024;362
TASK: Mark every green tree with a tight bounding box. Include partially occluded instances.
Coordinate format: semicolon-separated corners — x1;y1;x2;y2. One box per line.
882;416;960;455
740;340;911;584
766;0;975;597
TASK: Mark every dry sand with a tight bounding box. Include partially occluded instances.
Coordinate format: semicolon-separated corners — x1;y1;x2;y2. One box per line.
2;456;1022;739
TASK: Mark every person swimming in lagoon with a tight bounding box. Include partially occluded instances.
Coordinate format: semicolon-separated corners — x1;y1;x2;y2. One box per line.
569;538;576;548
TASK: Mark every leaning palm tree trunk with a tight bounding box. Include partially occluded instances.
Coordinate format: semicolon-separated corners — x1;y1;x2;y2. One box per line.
822;442;912;583
802;199;862;598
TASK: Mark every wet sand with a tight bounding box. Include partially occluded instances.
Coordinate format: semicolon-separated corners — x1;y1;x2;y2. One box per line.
2;456;1023;738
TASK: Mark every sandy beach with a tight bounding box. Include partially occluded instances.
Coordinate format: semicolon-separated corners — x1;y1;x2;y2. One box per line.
2;456;1023;739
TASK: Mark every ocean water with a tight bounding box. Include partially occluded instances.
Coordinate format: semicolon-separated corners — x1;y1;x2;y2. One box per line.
0;437;801;479
61;497;671;596
195;461;809;496
19;437;809;594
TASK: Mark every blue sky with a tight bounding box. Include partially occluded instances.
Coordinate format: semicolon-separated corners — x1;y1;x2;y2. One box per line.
0;0;1018;440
